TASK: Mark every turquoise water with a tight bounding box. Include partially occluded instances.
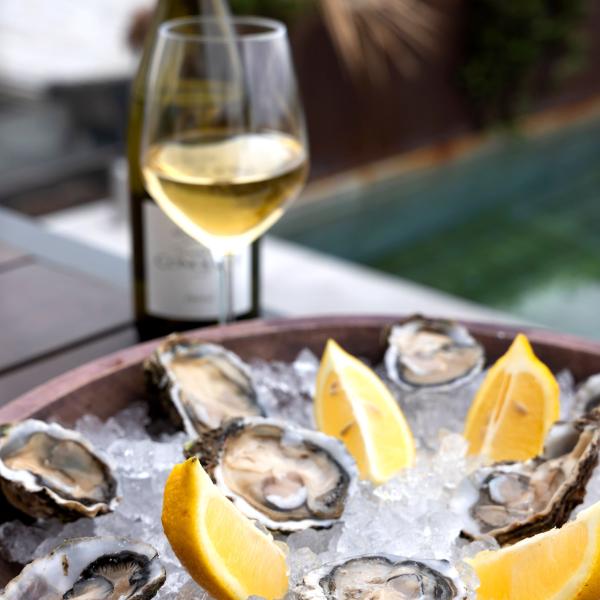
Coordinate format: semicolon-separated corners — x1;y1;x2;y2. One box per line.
274;115;600;339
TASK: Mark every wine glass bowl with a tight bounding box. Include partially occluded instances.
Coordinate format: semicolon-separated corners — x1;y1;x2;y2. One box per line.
141;16;308;260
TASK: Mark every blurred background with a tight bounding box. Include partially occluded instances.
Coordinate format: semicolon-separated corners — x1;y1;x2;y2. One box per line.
1;0;600;400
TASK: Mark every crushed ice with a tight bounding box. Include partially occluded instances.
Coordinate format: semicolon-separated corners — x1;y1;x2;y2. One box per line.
0;350;586;598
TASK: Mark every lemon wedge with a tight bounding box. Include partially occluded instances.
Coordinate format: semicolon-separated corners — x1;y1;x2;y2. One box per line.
464;333;559;462
162;457;288;600
469;501;600;599
315;339;415;483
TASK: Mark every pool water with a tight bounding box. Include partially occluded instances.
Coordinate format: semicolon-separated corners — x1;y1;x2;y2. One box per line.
274;114;600;339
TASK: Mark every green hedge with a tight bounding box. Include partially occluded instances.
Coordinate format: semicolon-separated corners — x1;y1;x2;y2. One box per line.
461;0;587;125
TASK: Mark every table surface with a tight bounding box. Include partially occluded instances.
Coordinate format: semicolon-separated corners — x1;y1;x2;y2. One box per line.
0;238;138;406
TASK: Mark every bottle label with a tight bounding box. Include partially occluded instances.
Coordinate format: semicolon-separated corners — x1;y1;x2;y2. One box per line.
142;201;251;319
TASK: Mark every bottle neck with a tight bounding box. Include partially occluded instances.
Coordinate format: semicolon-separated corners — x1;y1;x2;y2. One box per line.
154;0;207;22
133;0;207;94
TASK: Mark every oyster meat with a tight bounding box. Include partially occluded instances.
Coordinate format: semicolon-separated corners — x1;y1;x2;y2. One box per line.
185;416;357;531
0;536;165;599
459;411;600;545
0;420;118;520
145;335;265;434
295;555;467;600
385;317;485;390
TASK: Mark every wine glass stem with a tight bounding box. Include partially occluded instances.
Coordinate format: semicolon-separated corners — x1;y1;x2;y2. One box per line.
216;253;235;325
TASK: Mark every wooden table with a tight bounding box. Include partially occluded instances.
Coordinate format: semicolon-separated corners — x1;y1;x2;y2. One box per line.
0;236;138;406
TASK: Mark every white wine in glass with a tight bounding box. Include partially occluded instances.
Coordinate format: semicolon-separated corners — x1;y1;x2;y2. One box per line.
141;17;308;323
143;130;307;254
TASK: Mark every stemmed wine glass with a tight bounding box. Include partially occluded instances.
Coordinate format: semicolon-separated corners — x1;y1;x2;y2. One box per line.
141;16;308;323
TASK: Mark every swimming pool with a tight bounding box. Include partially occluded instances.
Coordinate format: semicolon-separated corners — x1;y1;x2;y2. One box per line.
273;111;600;339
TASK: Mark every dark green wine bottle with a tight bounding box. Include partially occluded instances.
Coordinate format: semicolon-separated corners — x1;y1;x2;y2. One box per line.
128;0;261;341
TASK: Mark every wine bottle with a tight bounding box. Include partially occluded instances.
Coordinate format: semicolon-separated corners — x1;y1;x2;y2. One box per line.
127;0;261;341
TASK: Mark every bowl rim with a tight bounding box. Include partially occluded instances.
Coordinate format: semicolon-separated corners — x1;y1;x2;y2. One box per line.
2;314;600;424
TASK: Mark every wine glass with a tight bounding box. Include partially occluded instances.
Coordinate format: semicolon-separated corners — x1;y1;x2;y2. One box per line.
141;16;308;323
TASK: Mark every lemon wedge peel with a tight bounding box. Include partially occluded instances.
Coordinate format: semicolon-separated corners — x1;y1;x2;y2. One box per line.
162;457;289;600
464;333;560;462
468;502;600;600
315;339;416;484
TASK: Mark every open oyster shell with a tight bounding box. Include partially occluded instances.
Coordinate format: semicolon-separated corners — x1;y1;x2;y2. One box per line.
0;536;165;599
144;335;266;435
458;411;600;546
0;420;118;521
185;416;357;531
385;317;485;390
295;555;467;600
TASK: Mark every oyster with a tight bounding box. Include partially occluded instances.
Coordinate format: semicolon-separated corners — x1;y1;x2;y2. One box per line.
385;317;484;390
185;416;357;531
459;411;600;545
295;555;467;600
0;536;165;599
145;335;265;434
0;420;118;520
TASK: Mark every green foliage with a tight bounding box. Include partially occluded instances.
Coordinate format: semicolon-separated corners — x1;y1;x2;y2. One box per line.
229;0;317;23
461;0;587;125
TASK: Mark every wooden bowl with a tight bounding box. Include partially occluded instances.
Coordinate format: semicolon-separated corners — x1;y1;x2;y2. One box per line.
0;315;600;585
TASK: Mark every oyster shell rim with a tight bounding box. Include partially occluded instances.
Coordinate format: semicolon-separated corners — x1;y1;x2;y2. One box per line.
384;317;485;391
185;416;358;532
144;335;266;436
458;412;600;546
0;419;119;520
0;535;166;599
295;554;468;600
